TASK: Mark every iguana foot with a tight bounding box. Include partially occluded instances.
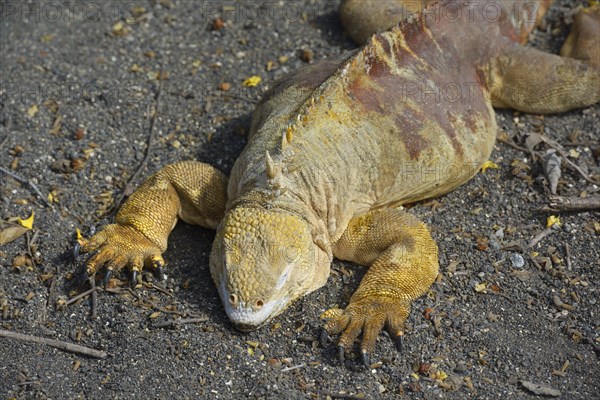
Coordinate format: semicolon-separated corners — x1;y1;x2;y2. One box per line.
321;295;409;367
326;208;438;367
77;224;165;287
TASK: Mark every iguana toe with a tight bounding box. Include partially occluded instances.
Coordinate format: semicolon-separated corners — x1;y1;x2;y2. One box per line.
150;256;166;280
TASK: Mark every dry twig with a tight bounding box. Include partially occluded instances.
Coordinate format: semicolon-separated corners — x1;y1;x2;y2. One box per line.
152;317;209;328
542;195;600;212
0;166;51;207
0;329;107;359
65;286;102;306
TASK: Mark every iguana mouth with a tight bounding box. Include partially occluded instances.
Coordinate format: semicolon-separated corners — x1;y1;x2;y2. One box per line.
220;280;289;330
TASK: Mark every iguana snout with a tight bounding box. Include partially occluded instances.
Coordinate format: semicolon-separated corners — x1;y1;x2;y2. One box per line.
209;207;318;330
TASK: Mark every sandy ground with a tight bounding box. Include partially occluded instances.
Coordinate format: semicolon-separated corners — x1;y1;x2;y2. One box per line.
0;1;599;399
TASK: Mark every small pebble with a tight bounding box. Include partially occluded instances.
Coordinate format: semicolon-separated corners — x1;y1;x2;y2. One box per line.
212;17;224;31
300;48;314;62
510;253;525;268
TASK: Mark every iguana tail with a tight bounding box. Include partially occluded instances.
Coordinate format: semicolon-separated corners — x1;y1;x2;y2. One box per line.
488;4;600;114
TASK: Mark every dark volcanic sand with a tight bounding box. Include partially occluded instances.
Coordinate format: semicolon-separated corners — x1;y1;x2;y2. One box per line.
0;1;599;399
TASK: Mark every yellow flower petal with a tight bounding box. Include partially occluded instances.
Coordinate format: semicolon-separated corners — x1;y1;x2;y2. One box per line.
546;215;561;228
243;75;261;87
18;211;35;230
481;160;499;173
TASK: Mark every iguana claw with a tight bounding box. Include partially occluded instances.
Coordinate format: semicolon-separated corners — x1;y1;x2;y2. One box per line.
338;345;345;365
103;268;113;288
130;270;138;287
360;349;370;368
393;332;404;353
152;260;166;281
72;242;81;260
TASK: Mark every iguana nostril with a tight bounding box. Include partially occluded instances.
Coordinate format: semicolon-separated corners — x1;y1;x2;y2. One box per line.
229;293;238;306
255;299;264;310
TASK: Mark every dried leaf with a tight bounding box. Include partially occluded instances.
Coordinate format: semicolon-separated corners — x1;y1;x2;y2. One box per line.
520;381;561;397
40;34;54;43
475;282;487;293
112;21;130;36
129;64;143;73
568;149;580;158
430;370;448;381
0;225;29;245
543;150;562;195
524;132;543;152
27;105;39;118
243;75;261;87
49;114;62;135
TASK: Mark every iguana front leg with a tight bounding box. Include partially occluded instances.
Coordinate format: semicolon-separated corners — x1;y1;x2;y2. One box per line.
78;161;228;285
323;209;438;366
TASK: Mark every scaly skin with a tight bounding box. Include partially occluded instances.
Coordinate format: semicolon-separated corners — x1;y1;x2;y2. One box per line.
78;0;600;365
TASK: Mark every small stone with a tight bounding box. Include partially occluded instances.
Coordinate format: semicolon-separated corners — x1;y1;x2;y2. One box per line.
212;17;224;31
74;128;85;140
494;228;504;239
300;48;314;63
171;140;181;149
510;253;525;268
454;361;468;373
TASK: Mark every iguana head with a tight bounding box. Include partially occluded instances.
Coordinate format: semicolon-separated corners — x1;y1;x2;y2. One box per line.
210;206;325;331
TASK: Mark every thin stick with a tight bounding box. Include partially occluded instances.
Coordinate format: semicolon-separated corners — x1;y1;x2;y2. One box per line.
152;317;208;328
0;329;107;359
26;231;37;268
65;286;102;306
0;166;51;207
143;282;173;297
90;275;98;319
0;136;8;149
497;136;530;153
110;72;165;215
312;390;368;399
280;363;306;372
528;227;556;248
565;243;572;270
542;195;600;212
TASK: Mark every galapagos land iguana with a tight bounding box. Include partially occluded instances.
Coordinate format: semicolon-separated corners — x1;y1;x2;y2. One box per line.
77;0;600;365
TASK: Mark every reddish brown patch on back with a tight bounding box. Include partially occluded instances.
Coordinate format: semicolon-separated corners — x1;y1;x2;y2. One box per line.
394;110;430;160
347;76;385;114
